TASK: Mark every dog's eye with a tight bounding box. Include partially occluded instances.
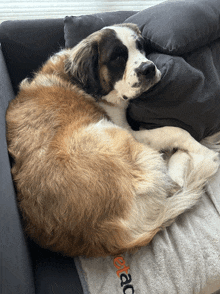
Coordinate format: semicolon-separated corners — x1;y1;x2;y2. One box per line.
110;53;127;68
112;54;126;62
109;46;128;66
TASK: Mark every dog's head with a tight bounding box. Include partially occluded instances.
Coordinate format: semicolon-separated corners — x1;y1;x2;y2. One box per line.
65;23;161;102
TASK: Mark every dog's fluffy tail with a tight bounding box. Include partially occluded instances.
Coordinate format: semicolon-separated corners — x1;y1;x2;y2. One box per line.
121;153;219;251
159;169;209;227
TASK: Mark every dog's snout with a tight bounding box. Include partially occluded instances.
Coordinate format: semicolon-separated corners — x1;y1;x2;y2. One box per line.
136;63;156;79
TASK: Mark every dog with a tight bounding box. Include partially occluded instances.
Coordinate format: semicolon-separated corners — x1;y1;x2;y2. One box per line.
6;23;220;257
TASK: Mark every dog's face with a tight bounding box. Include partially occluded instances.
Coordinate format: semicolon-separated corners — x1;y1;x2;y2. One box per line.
65;23;161;101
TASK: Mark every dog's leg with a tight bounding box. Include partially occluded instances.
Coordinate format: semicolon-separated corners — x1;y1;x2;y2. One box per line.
132;126;216;155
132;126;220;177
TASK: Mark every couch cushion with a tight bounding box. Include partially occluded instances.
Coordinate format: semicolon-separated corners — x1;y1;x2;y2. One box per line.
29;241;83;294
64;11;137;48
124;0;220;55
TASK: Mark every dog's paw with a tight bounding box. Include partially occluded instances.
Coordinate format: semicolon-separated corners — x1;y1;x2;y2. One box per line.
190;148;220;178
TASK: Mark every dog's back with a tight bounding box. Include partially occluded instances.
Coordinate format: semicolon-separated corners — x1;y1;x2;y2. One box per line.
6;57;169;256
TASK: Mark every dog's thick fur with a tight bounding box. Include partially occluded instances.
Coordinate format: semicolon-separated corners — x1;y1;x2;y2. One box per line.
6;24;219;257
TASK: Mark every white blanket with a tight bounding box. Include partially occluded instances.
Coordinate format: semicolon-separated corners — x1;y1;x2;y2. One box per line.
75;170;220;294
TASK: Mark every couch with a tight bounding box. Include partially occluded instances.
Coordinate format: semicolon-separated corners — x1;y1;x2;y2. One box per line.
1;0;220;293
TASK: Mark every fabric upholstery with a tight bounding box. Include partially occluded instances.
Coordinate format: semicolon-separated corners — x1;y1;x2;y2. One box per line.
64;11;136;48
0;19;65;94
0;46;35;294
32;241;83;294
125;0;220;55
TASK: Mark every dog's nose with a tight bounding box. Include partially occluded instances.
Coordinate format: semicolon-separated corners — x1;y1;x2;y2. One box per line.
136;63;156;78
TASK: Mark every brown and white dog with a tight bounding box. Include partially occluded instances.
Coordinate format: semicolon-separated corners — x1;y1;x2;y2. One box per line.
6;23;219;257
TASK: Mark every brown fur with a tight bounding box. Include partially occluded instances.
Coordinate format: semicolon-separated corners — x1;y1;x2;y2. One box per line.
6;24;219;257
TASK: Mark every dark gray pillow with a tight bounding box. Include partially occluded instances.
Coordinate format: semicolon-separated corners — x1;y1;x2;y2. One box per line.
64;11;136;48
127;39;220;141
64;15;105;48
124;0;220;55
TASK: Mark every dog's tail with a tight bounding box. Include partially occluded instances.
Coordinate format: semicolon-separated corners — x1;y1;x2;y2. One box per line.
159;149;217;227
159;168;209;227
120;152;219;251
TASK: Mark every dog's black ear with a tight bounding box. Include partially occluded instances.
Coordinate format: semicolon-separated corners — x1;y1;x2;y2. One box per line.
65;41;105;99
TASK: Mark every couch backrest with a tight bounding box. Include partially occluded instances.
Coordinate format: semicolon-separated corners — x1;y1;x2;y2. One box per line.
0;18;65;94
0;12;136;95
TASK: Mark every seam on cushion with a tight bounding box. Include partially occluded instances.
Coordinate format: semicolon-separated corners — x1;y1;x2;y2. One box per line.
152;57;175;79
145;36;182;54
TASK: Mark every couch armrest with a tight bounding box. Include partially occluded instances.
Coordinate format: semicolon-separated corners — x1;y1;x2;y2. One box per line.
0;45;35;294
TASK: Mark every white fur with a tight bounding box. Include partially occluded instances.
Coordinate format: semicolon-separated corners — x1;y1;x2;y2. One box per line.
106;26;161;99
50;49;68;64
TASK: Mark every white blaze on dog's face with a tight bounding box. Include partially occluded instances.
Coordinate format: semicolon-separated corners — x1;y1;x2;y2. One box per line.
105;25;161;101
65;23;161;102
